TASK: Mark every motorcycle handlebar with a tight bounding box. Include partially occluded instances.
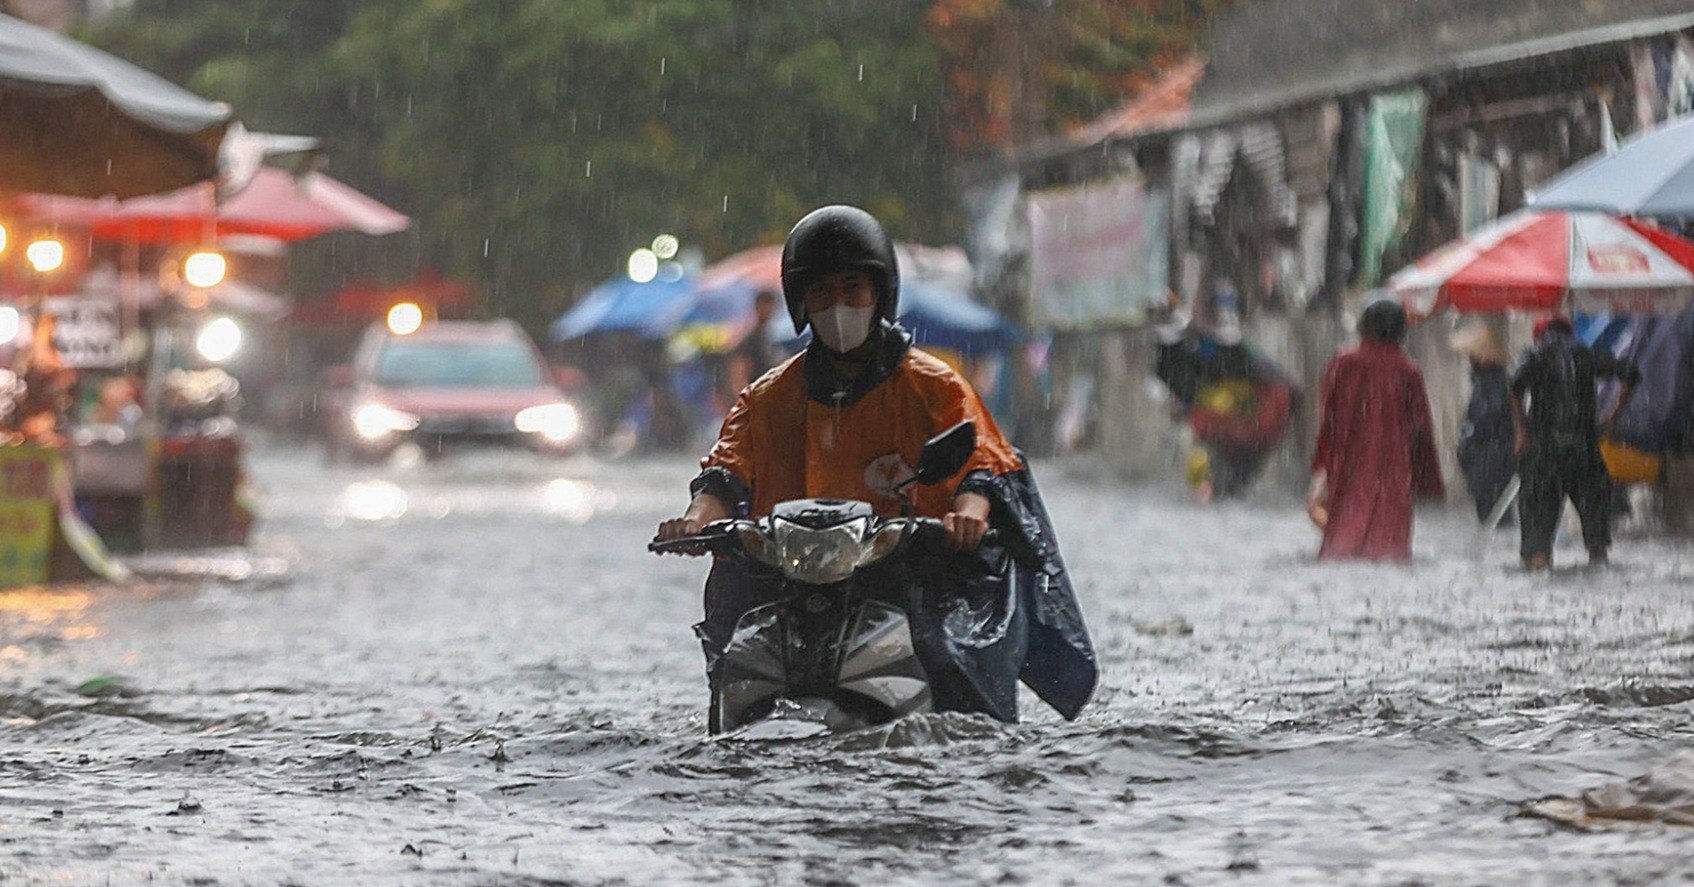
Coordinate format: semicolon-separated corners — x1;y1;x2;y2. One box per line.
647;518;997;557
905;517;999;549
647;519;751;557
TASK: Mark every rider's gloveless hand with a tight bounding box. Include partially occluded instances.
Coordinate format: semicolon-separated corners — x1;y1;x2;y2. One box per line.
654;492;733;550
944;492;992;550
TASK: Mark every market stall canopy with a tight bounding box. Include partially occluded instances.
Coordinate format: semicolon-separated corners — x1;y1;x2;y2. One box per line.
17;166;409;243
1528;115;1694;219
1390;210;1694;316
549;274;696;341
0;13;233;198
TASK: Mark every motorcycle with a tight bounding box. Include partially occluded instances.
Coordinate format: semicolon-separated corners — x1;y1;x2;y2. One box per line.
651;421;997;735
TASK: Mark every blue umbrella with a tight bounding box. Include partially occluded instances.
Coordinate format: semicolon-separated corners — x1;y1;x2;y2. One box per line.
677;278;760;327
549;275;696;341
898;278;1019;355
1530;115;1694;219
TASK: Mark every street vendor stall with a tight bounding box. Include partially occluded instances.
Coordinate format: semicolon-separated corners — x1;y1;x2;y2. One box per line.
11;169;409;550
0;13;245;581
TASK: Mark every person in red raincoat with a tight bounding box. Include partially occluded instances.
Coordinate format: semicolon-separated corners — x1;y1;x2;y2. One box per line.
1309;300;1444;561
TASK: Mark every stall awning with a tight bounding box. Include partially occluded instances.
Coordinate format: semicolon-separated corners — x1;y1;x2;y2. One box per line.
18;166;409;243
0;13;233;198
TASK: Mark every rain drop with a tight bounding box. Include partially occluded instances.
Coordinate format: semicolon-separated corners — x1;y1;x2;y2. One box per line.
585;161;593;178
857;64;865;81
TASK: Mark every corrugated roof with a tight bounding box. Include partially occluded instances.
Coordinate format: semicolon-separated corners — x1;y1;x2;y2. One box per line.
1068;56;1205;146
1191;0;1694;128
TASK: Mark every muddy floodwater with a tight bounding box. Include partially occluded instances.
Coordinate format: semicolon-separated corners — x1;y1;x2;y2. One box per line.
3;441;1693;884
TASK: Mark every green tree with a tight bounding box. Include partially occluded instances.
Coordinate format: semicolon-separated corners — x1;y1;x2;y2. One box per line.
92;1;958;331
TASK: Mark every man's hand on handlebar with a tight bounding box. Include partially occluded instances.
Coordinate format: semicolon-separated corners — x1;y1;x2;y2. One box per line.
944;492;991;551
653;492;733;553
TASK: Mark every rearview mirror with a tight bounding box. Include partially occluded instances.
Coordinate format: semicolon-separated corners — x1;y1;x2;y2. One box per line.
912;421;976;486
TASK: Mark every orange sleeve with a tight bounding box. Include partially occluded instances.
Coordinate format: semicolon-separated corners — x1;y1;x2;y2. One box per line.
700;384;759;492
916;355;1022;482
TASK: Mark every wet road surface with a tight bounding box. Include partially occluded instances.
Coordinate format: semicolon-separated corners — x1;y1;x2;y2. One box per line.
3;441;1694;884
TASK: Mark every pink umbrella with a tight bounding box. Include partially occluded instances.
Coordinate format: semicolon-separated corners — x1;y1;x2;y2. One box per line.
697;244;783;293
17;166;409;244
1391;210;1694;317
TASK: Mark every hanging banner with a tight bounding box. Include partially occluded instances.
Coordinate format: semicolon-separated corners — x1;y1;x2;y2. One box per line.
45;297;124;369
1027;176;1169;329
1356;90;1428;287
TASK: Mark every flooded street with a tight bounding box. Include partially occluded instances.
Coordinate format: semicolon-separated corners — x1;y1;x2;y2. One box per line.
4;441;1694;884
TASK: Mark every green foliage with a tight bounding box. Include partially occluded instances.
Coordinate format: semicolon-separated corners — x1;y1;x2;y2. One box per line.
91;1;958;329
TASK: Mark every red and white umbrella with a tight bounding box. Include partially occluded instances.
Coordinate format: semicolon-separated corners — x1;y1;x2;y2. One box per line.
1390;210;1694;316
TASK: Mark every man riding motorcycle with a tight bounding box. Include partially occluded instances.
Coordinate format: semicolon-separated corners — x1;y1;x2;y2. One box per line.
654;205;1096;724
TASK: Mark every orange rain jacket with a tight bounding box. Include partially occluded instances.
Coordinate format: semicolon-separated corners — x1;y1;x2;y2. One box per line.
691;324;1096;723
697;343;1021;518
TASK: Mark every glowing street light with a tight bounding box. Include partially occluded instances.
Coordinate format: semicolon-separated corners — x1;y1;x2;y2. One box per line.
386;301;424;336
0;223;9;257
651;234;680;260
196;316;242;363
627;248;659;284
183;250;228;288
25;238;64;274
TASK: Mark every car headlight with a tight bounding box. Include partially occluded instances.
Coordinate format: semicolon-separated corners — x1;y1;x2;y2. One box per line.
772;517;871;584
351;402;420;440
515;402;581;444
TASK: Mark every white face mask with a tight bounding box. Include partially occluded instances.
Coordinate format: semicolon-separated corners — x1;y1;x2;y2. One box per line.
811;305;876;353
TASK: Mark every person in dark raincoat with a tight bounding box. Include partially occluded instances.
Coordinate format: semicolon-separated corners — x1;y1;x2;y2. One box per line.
1452;324;1516;522
1309;300;1445;561
1510;315;1639;569
654;206;1096;725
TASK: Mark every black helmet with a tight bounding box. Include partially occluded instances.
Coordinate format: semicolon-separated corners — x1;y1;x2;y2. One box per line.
779;205;899;334
1358;298;1407;344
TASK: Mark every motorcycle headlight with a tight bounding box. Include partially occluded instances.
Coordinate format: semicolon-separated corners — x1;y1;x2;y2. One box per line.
515;402;581;444
772;517;871;584
351;402;420;440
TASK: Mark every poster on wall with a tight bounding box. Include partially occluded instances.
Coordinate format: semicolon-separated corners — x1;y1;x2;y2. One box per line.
1027;175;1169;329
45;297;124;369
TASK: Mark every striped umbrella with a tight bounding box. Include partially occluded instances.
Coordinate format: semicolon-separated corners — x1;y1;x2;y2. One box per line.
1390;210;1694;317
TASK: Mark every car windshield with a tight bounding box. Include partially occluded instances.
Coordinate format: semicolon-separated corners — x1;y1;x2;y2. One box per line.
373;340;545;389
